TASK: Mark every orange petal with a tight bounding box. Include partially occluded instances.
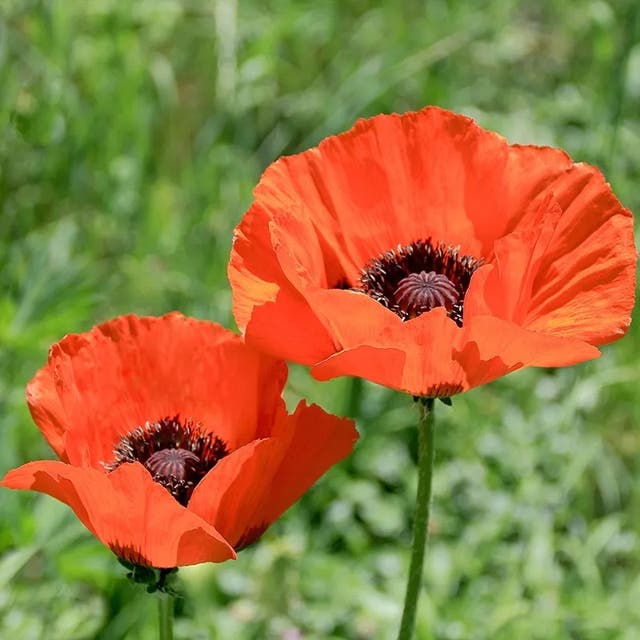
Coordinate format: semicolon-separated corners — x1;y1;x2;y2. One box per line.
464;193;563;323
268;204;341;291
313;308;467;397
456;315;601;389
30;313;287;468
229;202;295;331
523;165;636;344
243;289;338;364
189;403;357;548
187;439;282;547
229;203;337;363
475;142;572;249
269;214;404;351
25;367;69;462
253;107;575;273
1;461;235;568
257;401;358;525
312;344;408;389
303;288;401;350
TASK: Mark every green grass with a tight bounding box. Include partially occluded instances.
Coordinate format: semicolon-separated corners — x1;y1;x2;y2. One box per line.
1;1;639;638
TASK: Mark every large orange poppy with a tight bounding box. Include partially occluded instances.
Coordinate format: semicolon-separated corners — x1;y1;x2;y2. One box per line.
229;107;636;397
1;313;357;569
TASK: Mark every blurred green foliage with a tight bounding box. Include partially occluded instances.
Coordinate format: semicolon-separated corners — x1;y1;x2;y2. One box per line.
1;1;639;638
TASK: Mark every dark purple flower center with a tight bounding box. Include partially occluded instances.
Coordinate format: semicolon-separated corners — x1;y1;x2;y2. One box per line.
106;415;228;506
354;239;482;325
393;271;459;318
145;447;200;483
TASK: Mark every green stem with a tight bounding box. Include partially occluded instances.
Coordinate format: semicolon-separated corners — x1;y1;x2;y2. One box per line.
158;593;174;640
397;398;436;640
345;375;364;418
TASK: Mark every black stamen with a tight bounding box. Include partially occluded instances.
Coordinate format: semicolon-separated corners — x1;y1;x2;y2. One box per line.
105;416;228;505
356;239;482;325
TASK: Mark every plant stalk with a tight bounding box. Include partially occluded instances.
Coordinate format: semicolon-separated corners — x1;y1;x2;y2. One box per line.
158;593;174;640
397;398;436;640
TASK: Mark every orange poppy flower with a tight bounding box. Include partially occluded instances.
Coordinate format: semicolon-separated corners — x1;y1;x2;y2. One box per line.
229;106;636;398
1;313;357;569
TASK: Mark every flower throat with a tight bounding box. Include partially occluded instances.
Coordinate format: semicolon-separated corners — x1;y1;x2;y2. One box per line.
353;239;482;326
106;416;228;506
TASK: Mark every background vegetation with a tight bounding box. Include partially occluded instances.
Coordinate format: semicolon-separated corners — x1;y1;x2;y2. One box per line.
1;1;639;638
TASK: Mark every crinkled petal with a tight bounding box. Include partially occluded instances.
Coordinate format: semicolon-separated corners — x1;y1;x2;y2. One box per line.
28;313;287;467
523;164;636;343
464;193;563;323
252;107;574;276
189;403;357;548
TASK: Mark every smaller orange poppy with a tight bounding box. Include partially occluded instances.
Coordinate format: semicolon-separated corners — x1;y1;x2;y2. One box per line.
1;313;357;569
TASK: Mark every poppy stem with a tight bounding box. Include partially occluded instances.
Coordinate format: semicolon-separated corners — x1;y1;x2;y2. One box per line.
397;398;435;640
158;593;174;640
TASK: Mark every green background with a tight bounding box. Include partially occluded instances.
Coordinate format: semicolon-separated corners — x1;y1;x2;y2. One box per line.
1;1;639;638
